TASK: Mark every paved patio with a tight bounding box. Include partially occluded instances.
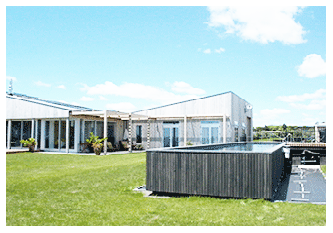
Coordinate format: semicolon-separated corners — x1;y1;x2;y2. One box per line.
274;165;326;204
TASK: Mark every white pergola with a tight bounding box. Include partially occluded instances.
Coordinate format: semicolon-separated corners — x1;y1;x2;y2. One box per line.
71;110;148;154
71;110;230;154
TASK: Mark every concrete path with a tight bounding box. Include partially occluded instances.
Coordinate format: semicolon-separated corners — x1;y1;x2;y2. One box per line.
274;166;326;204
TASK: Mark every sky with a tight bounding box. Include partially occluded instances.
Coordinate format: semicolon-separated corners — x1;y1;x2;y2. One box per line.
5;4;327;127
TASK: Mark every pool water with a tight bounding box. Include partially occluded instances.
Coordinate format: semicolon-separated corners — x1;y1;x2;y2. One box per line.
214;143;277;152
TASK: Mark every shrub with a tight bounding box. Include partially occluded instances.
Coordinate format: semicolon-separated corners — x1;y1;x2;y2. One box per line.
20;138;37;152
86;132;107;155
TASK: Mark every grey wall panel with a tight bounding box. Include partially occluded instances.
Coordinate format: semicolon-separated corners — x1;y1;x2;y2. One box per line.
146;147;284;199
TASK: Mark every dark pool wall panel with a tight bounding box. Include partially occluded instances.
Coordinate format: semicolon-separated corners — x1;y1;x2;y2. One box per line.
146;148;284;199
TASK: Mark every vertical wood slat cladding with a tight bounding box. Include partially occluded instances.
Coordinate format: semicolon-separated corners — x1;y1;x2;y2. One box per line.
146;148;284;199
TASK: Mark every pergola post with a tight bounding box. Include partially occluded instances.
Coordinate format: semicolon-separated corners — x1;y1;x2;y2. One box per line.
40;120;45;150
184;115;187;146
66;118;69;153
147;118;150;149
35;120;39;151
129;113;132;153
7;120;12;149
104;110;107;155
58;120;61;151
223;114;227;143
20;121;23;148
31;119;35;139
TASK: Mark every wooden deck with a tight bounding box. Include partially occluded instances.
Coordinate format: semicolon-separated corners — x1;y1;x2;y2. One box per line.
6;148;29;154
286;143;326;147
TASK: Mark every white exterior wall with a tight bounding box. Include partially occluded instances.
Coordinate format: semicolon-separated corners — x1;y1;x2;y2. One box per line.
133;92;252;149
136;92;232;117
230;93;253;142
6;97;70;119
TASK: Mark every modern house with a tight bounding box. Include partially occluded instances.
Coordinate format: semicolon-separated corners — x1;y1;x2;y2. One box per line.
6;91;253;153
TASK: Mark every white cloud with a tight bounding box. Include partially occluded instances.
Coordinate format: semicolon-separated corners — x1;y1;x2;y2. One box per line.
254;108;291;127
199;48;225;54
276;89;326;102
80;96;94;101
106;102;137;113
203;49;211;54
71;102;80;106
297;54;326;78
171;81;206;95
207;6;306;44
290;99;326;110
35;81;51;87
81;81;203;105
6;76;17;82
99;96;108;100
260;108;291;117
215;48;225;53
276;88;326;111
57;85;66;89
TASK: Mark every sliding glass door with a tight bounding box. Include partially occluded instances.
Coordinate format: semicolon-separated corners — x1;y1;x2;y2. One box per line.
163;122;179;148
201;121;220;144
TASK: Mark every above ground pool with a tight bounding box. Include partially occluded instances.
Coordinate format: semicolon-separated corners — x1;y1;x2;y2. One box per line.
146;142;286;200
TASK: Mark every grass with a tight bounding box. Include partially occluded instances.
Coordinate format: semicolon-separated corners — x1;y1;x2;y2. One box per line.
7;152;326;226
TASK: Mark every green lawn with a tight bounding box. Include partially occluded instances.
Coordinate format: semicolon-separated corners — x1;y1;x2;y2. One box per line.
6;152;326;226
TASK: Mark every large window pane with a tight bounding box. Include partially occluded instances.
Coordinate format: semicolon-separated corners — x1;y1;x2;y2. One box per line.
70;120;75;149
202;127;209;144
54;121;59;148
60;121;66;148
163;128;170;147
136;125;142;143
37;120;41;149
201;121;220;144
172;127;179;147
211;127;218;144
96;121;104;139
22;121;32;140
84;121;95;141
163;122;179;147
45;121;50;149
107;123;115;145
11;121;22;147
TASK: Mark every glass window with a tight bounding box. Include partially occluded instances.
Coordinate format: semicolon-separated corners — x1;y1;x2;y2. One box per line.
60;121;66;148
136;125;142;143
172;127;179;147
45;121;50;149
11;121;22;147
163;127;170;147
96;121;104;139
6;121;8;147
70;120;75;149
211;127;218;144
84;121;95;141
163;122;179;147
54;121;59;149
22;121;32;141
201;121;220;144
202;127;209;144
107;122;115;145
